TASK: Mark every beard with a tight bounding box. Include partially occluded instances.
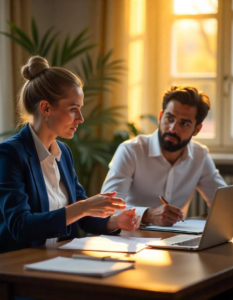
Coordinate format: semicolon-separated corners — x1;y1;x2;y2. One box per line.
158;126;193;152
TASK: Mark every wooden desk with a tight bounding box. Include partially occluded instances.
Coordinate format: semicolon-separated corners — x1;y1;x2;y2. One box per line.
1;230;233;300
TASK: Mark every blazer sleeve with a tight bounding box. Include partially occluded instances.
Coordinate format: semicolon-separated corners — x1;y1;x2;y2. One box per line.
64;144;120;235
0;142;70;245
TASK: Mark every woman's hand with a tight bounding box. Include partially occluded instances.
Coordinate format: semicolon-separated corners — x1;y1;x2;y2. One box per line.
65;192;126;225
106;208;141;232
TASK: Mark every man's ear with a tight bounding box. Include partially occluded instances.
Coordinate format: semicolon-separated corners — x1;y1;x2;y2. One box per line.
39;100;51;117
193;123;202;136
158;110;163;123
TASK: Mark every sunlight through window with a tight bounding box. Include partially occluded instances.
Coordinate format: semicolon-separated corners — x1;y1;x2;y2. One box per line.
174;0;218;15
128;0;146;128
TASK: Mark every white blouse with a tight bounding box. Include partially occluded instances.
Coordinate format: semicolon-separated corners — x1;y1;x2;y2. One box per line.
29;124;69;244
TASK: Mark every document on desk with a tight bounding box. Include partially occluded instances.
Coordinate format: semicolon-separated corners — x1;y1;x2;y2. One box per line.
24;256;134;277
58;235;160;253
141;219;206;234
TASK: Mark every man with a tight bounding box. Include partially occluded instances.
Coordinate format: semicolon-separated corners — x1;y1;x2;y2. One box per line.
101;86;227;226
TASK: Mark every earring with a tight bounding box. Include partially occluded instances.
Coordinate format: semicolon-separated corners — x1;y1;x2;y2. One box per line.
45;115;48;121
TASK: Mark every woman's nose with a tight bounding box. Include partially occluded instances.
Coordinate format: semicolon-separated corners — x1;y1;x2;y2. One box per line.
76;110;84;123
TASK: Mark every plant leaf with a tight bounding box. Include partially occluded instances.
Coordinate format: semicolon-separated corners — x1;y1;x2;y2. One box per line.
102;49;113;65
0;32;33;53
7;21;34;50
140;114;158;124
31;17;38;47
63;44;97;65
39;27;55;53
69;28;89;52
41;32;60;57
60;34;70;66
51;40;59;66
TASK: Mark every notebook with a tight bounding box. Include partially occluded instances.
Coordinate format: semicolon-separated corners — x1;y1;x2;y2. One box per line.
146;185;233;251
141;219;206;234
24;256;134;277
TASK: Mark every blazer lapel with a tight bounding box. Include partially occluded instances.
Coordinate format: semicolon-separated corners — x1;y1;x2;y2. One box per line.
57;156;75;205
20;124;49;212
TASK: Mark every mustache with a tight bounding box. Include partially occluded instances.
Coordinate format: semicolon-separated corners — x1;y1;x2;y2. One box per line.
162;132;181;143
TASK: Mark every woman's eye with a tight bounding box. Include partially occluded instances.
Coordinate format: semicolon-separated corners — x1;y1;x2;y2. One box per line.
71;108;77;112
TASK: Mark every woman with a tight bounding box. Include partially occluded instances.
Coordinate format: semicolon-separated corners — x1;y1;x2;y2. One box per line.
0;56;140;254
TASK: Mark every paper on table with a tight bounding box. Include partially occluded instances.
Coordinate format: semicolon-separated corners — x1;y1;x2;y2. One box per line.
58;235;161;253
24;256;134;278
141;219;206;234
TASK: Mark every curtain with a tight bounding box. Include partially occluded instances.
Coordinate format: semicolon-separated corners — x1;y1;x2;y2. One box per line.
0;0;31;132
10;0;31;123
89;0;162;136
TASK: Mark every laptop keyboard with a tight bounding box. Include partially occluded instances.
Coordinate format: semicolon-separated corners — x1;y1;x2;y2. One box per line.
172;236;202;247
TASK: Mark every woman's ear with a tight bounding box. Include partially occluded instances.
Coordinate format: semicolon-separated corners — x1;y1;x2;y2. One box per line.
193;123;202;136
39;100;51;117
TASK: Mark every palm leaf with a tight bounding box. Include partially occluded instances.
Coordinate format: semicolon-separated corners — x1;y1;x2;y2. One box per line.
31;17;38;47
0;32;33;53
41;32;60;57
39;27;55;53
141;114;158;124
62;44;97;66
51;40;59;66
7;21;34;50
102;49;113;65
60;34;70;65
69;28;89;52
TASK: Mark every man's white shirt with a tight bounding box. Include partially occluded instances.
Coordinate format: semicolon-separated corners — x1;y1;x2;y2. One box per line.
101;130;227;217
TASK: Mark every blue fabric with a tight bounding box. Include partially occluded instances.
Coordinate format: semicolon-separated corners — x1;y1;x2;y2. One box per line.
0;124;114;254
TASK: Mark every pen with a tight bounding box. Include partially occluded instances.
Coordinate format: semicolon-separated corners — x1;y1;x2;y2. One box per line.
72;254;135;263
159;196;186;223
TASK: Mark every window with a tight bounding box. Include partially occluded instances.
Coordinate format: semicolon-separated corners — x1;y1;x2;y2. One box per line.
150;0;233;152
171;0;219;145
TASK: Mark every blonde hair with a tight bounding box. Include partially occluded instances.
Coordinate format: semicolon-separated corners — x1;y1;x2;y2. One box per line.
18;56;83;125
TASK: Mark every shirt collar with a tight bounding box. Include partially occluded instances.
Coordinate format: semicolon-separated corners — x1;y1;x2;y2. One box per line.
148;130;162;157
29;124;62;162
148;129;193;160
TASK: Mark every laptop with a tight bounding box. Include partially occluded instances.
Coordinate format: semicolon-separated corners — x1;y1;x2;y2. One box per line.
146;186;233;251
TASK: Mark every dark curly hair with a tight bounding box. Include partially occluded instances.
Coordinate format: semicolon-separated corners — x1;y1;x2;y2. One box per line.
162;86;210;125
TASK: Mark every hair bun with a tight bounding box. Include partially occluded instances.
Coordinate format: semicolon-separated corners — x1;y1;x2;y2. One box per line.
21;56;50;80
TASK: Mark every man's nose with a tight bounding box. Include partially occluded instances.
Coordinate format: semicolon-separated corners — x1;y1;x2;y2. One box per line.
169;121;178;133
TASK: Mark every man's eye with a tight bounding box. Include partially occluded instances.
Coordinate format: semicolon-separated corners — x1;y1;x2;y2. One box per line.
182;122;189;127
165;116;173;122
71;108;77;112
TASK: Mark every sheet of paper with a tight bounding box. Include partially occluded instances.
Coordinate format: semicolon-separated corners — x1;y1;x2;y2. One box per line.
141;219;206;234
24;256;134;278
58;235;160;253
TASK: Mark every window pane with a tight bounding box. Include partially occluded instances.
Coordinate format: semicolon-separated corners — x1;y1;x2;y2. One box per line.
171;81;216;139
174;0;218;15
171;19;217;77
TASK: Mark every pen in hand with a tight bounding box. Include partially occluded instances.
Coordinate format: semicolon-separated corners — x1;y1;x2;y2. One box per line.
159;196;186;223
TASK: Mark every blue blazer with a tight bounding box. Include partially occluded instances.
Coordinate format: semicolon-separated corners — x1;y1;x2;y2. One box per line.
0;124;113;253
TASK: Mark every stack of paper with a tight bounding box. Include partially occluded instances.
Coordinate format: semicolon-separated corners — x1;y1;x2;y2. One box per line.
58;235;160;253
24;256;134;277
141;219;206;234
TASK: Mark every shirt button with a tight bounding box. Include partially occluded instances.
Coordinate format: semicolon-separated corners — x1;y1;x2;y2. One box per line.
167;191;170;195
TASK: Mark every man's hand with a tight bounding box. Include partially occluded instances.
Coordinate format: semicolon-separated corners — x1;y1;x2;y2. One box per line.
107;208;141;232
142;204;184;226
